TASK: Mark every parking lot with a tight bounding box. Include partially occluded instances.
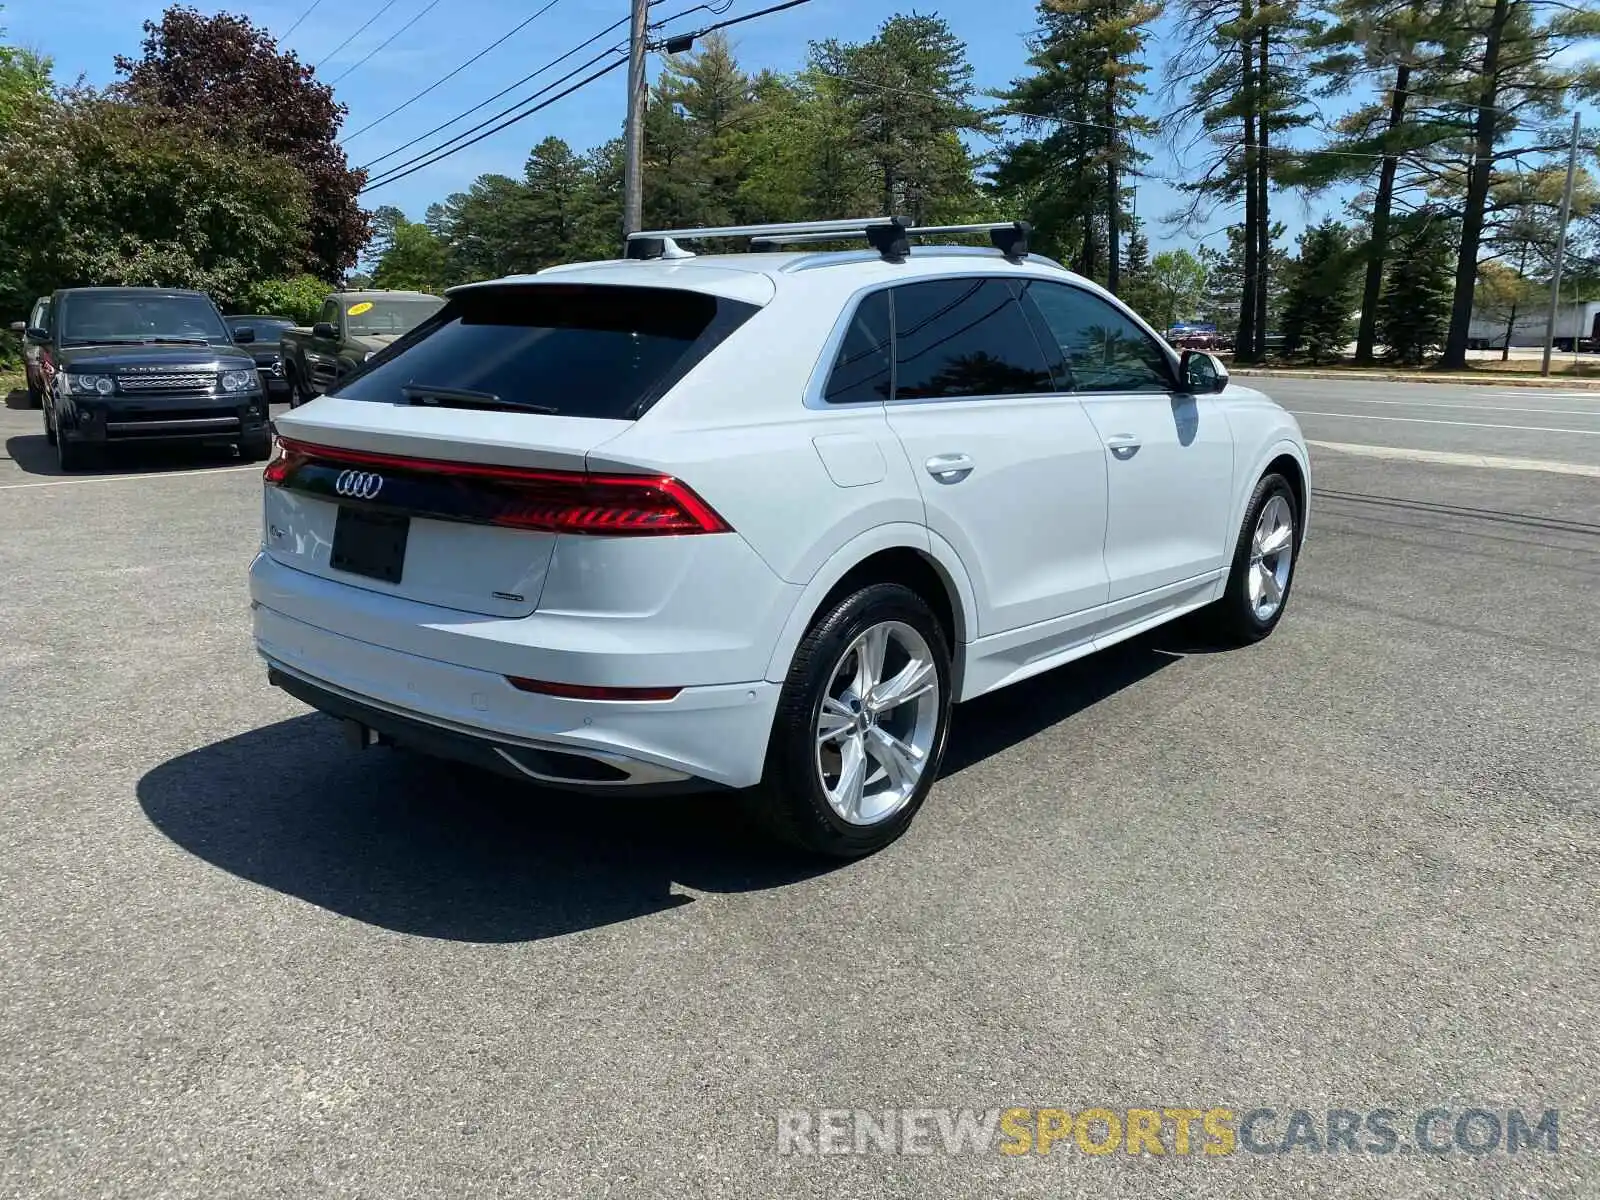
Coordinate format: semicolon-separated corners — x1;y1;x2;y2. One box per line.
2;379;1596;1198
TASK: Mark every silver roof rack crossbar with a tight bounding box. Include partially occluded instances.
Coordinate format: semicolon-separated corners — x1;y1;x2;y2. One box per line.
624;217;1031;264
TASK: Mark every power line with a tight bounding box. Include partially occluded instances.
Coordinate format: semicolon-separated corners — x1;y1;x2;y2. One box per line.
356;11;648;171
312;0;403;71
282;0;323;40
328;0;444;86
361;56;628;193
361;42;624;186
340;0;568;143
673;0;811;40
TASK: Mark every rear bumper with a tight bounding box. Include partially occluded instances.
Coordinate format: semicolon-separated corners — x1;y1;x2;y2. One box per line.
253;600;781;790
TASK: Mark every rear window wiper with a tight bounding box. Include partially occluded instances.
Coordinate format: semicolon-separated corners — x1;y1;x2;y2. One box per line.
401;384;558;414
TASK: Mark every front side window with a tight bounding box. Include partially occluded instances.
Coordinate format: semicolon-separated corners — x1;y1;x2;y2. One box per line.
318;300;339;328
334;283;757;420
822;290;892;404
56;292;230;346
1019;281;1175;393
891;278;1054;401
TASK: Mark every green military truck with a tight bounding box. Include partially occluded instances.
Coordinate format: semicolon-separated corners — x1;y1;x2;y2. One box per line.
279;289;444;407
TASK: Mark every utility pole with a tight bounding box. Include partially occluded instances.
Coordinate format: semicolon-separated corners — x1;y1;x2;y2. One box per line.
1542;110;1581;377
622;0;650;238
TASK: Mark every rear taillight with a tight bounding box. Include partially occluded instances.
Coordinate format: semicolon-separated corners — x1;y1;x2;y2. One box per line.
263;438;730;536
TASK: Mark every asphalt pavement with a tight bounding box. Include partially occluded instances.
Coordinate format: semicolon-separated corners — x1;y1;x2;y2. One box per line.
1;380;1596;1199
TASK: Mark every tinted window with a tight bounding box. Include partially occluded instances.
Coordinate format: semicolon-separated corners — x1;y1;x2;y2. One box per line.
318;299;339;327
891;279;1053;400
823;290;892;404
334;284;757;419
57;292;229;345
1020;282;1174;393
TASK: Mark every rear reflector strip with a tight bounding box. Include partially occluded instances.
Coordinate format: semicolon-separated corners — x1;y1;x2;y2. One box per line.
506;676;682;702
262;437;730;536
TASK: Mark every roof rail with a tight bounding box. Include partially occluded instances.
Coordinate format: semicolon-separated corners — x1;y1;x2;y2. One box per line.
624;217;1032;264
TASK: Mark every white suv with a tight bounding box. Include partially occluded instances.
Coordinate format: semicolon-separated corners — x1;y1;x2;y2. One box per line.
250;217;1309;857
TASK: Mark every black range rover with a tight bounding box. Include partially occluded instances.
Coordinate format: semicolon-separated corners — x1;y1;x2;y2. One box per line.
36;287;273;471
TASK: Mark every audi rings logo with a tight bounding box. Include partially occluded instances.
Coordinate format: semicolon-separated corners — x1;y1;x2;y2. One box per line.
335;469;385;500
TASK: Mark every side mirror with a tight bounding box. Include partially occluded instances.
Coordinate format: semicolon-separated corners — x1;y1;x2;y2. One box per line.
232;327;256;344
25;326;48;341
1180;348;1228;394
312;321;337;340
8;321;24;333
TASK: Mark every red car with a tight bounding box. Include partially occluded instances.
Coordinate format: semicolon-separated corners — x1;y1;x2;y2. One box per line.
9;295;50;407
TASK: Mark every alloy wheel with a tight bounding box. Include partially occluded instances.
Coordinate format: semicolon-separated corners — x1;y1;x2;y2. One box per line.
813;620;941;826
1248;493;1295;621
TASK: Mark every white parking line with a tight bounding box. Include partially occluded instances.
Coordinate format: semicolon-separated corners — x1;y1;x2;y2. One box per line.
0;464;262;490
1287;409;1600;435
1308;439;1600;476
1309;396;1600;416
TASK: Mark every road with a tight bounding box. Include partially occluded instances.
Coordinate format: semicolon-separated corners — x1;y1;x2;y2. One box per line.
1;380;1596;1199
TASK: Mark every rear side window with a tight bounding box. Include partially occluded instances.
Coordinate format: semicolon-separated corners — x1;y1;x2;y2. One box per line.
891;278;1054;400
333;284;760;419
823;290;892;404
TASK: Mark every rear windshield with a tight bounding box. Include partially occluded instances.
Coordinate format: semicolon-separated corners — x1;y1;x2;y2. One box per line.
58;292;230;346
333;284;758;419
346;297;443;337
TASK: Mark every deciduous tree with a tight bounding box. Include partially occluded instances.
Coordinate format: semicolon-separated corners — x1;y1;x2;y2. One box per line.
114;5;368;280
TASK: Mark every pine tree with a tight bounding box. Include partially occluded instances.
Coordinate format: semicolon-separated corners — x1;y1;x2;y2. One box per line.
812;15;995;224
1279;218;1359;363
1292;0;1452;364
1425;0;1600;367
990;0;1158;286
1164;0;1310;359
1376;208;1456;363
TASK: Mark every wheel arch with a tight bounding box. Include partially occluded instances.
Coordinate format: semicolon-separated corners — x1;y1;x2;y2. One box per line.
763;524;978;693
1234;436;1311;548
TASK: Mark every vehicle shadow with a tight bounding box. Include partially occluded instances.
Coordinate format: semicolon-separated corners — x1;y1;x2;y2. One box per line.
137;630;1202;944
4;432;252;478
137;713;843;944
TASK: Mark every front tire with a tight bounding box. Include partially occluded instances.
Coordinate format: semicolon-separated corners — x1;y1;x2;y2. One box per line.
57;433;97;473
239;432;272;463
1208;472;1300;644
748;582;952;858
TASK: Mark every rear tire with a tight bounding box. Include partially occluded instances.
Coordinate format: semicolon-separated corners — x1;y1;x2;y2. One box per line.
287;363;313;407
26;379;41;409
239;432;272;463
1207;472;1300;644
745;582;952;859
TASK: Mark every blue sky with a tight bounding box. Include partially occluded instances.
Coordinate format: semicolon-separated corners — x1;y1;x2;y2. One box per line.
9;0;1361;254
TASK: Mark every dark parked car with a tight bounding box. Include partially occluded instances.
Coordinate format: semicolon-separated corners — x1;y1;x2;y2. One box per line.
224;313;296;400
32;287;272;471
8;295;51;407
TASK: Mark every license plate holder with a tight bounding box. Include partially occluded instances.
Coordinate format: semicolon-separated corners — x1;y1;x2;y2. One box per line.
330;506;409;583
